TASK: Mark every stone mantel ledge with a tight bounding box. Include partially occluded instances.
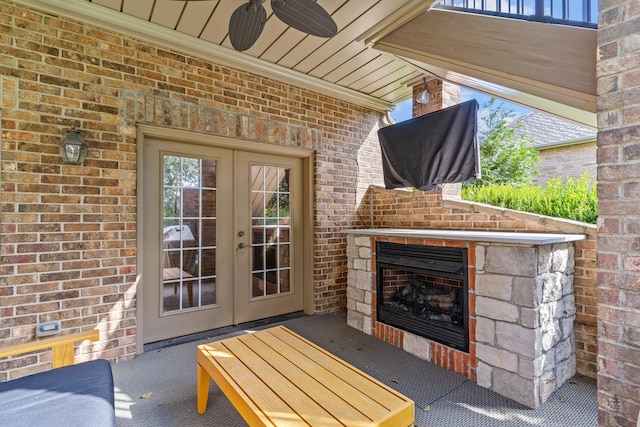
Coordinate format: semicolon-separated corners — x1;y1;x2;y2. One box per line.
344;229;587;246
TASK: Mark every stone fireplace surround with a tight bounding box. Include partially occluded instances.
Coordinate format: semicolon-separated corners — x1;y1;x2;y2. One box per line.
345;229;586;409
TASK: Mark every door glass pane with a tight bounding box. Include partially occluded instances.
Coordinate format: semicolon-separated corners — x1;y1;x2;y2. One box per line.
251;165;292;299
201;219;216;247
201;190;216;217
162;155;217;313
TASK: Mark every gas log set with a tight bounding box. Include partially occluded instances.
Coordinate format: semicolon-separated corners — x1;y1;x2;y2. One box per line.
376;242;469;352
388;279;460;325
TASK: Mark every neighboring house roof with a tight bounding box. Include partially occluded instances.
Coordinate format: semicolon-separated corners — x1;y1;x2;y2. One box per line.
514;112;596;149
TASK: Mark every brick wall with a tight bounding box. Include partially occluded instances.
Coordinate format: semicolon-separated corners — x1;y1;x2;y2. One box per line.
357;185;598;379
535;141;597;186
0;1;383;379
596;0;640;424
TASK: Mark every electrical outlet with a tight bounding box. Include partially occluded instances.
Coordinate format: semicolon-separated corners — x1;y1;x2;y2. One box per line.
36;321;61;337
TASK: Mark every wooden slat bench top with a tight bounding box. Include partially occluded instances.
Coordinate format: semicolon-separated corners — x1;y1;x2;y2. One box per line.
196;325;414;427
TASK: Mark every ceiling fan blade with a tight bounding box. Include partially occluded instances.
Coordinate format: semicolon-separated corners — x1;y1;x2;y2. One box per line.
229;1;267;51
271;0;337;38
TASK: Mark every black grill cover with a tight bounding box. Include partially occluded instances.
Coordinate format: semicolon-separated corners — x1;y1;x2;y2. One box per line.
378;100;480;191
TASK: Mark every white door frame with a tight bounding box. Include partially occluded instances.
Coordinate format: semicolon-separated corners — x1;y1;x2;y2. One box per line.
135;124;314;354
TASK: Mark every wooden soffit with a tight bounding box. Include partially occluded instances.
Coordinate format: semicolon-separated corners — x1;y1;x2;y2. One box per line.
371;9;597;127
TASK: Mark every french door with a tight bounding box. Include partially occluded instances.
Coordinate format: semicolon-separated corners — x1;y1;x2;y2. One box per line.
142;138;303;344
234;151;303;324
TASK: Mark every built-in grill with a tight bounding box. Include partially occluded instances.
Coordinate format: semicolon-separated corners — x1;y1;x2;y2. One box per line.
376;242;469;352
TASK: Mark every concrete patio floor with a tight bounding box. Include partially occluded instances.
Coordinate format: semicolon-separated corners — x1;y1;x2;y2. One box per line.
111;310;597;427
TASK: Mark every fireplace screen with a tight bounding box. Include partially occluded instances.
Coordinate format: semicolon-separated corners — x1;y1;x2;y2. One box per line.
376;242;469;352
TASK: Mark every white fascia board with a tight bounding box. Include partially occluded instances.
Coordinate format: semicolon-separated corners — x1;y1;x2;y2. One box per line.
535;136;597;150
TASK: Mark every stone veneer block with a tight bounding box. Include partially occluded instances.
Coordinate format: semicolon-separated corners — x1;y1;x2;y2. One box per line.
475;274;513;301
403;332;430;361
496;322;541;357
475;296;519;322
475;245;486;270
485;246;537;276
494;368;539;409
353;258;370;272
513;276;539;307
354;236;371;247
358;246;371;259
475;317;496;345
356;301;372;316
361;317;372;335
347;309;364;331
476;343;519;372
520;307;540;329
476;361;492;388
355;270;372;290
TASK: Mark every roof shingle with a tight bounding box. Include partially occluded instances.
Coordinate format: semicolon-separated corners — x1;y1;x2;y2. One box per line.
514;112;596;148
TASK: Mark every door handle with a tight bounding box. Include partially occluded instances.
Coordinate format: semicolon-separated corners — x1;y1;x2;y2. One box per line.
238;242;247;249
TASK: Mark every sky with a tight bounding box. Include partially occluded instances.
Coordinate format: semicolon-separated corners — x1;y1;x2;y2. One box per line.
389;87;532;126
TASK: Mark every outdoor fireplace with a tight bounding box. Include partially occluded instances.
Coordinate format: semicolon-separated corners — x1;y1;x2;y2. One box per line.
376;242;469;352
347;229;584;409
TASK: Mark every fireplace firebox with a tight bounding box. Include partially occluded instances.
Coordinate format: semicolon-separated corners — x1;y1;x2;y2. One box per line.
376;242;469;352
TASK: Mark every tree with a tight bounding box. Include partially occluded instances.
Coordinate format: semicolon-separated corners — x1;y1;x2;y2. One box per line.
468;98;539;187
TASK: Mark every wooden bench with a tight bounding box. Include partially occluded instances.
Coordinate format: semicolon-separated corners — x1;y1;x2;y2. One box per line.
197;325;414;427
0;329;100;368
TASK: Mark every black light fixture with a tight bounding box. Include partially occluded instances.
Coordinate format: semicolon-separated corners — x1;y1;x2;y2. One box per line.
59;125;89;165
416;77;430;104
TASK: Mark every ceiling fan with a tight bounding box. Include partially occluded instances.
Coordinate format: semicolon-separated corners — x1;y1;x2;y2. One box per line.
169;0;338;52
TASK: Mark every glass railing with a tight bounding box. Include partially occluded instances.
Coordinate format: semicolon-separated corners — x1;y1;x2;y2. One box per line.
434;0;597;28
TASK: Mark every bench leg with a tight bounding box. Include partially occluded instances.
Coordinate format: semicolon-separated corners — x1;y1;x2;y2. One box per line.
197;363;210;414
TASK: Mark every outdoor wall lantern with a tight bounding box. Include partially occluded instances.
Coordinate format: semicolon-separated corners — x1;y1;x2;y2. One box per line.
416;77;430;104
59;125;89;165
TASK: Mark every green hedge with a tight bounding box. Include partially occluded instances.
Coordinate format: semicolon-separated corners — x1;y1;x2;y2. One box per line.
462;172;598;224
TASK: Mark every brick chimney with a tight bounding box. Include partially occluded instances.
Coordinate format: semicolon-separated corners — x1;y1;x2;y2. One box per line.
411;77;461;118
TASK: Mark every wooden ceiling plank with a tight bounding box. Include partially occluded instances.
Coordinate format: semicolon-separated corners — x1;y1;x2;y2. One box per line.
259;0;347;63
369;69;422;100
349;60;406;91
321;48;380;83
198;0;238;45
175;1;217;38
150;0;185;29
293;0;413;74
379;85;416;103
175;3;215;38
362;65;416;95
259;27;308;63
243;5;291;58
91;0;121;10
336;55;392;87
307;42;365;79
276;0;377;69
122;0;154;20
